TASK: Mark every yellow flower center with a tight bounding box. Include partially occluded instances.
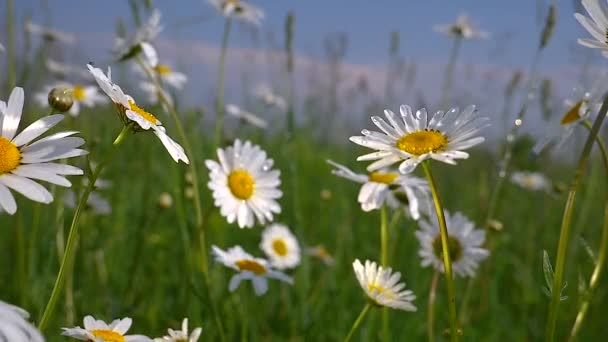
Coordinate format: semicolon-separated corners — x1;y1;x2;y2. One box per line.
128;100;159;125
154;64;172;76
367;283;396;300
368;172;398;184
432;235;463;262
228;169;254;200
91;329;125;342
0;137;21;174
235;259;267;275
73;85;86;101
560;99;584;125
396;130;448;156
272;239;288;256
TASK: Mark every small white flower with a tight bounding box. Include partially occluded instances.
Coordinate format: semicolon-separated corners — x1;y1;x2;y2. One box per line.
114;9;163;65
212;245;293;296
415;211;489;277
35;82;108;116
510;171;551;192
87;64;189;164
226;104;268;129
0;87;87;215
0;300;44;342
434;13;489;40
208;0;264;24
205;139;282;228
25;20;77;44
62;315;151;341
253;84;287;111
154;318;202;342
133;62;188;90
352;259;417;311
350;105;487;174
575;0;608;57
306;245;335;266
327;160;431;219
260;223;301;269
45;59;92;79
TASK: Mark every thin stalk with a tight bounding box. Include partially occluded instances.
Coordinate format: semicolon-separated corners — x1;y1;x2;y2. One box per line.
6;0;16;90
38;126;130;332
379;205;389;341
214;18;233;147
344;303;372;342
428;271;440;342
545;94;608;341
440;37;461;109
422;161;459;342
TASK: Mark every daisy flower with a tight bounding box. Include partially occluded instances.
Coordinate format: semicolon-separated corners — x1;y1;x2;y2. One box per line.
0;300;44;342
114;9;163;66
35;82;108;116
433;13;489;40
415;211;489;277
133;62;188;90
226;104;268;129
352;259;417;311
350;105;487;174
45;59;92;80
575;0;608;57
253;84;287;111
212;245;293;296
510;171;551;192
0;87;86;215
327;160;431;219
260;223;301;269
306;244;335;266
25;20;77;44
62;316;151;341
154;318;202;342
87;64;189;164
208;0;264;25
205;139;282;228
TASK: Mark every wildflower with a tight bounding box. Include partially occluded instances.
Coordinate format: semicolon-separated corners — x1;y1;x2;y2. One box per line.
510;171;551;192
226;104;268;129
307;244;335;266
208;0;264;24
433;13;488;40
45;59;92;79
114;9;163;66
25;20;77;44
35;82;108;116
253;84;287;110
575;0;608;57
350;105;487;174
260;224;301;270
205;139;282;228
87;64;189;164
133;62;188;90
327;160;431;219
154;318;201;342
0;300;44;342
415;211;489;277
352;259;417;311
0;87;86;215
62;316;151;341
212;245;293;295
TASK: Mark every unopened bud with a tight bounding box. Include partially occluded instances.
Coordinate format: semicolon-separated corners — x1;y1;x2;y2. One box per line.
48;87;74;112
320;189;332;200
158;192;173;209
184;186;195;200
486;218;504;232
185;171;194;184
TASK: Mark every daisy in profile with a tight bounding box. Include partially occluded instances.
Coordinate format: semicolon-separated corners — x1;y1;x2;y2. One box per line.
575;0;608;57
25;20;77;44
87;64;189;164
307;245;335;266
212;245;293;296
0;87;86;215
415;211;489;277
260;224;301;269
226;104;268;129
350;105;487;174
352;259;417;311
35;82;108;116
114;9;163;66
327;160;431;220
253;84;287;111
208;0;264;25
133;62;188;90
0;300;44;342
205;139;282;228
510;171;551;192
434;13;488;40
62;316;151;341
154;318;202;342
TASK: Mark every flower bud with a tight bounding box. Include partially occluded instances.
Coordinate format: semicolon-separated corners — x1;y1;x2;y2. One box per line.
48;87;74;112
158;192;173;209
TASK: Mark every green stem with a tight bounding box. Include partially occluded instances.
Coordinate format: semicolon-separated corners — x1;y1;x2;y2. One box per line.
38;126;129;332
422;161;459;342
428;271;439;342
440;37;461;109
344;303;372;342
6;0;15;90
545;94;608;342
214;18;232;147
379;205;389;342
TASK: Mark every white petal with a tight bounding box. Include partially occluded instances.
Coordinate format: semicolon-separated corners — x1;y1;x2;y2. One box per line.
2;87;25;140
11;114;64;146
0;174;53;204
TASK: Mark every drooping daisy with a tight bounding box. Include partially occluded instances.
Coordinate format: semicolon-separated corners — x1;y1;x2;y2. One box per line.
212;245;293;296
575;0;608;57
327;160;431;219
350;105;487;174
253;84;287;111
415;211;489;277
62;316;151;341
433;13;489;40
133;62;188;90
0;87;86;215
208;0;264;25
260;223;301;269
154;318;202;342
25;20;77;44
35;82;108;116
226;104;268;129
205;139;282;228
87;64;189;164
352;259;417;311
0;300;44;342
114;9;163;66
510;171;551;192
